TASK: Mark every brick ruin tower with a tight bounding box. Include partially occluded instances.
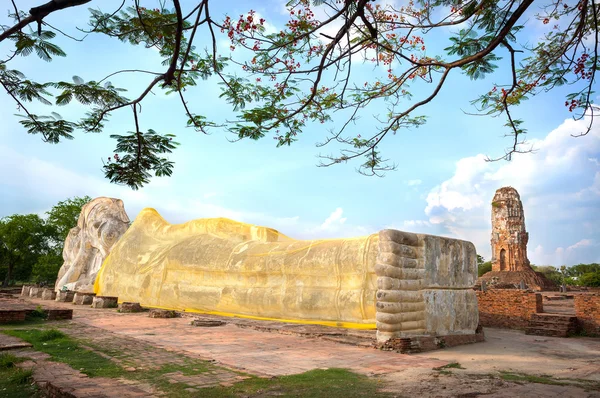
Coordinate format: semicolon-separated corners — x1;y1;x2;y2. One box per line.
491;187;530;272
479;187;556;291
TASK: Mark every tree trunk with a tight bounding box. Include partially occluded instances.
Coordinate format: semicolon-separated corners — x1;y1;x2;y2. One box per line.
2;263;13;287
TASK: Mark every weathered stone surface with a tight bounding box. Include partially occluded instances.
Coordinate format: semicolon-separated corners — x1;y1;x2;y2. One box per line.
376;231;479;342
422;289;479;335
149;309;178;318
41;289;56;301
55;290;75;302
119;302;143;313
191;318;226;327
479;187;556;291
54;197;130;293
21;285;31;296
91;296;118;308
490;187;530;272
73;292;96;305
29;287;42;298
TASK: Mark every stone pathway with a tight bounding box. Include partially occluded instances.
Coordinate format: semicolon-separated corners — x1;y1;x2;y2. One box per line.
0;333;32;350
12;349;152;397
74;313;446;377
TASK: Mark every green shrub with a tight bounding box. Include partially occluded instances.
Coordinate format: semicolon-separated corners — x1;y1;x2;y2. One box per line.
9;368;33;385
0;353;22;369
38;329;66;341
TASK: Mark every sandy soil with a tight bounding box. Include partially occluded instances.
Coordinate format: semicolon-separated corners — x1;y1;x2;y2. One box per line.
380;327;600;397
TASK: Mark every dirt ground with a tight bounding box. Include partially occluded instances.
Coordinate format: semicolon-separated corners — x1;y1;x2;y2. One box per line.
5;296;600;397
380;327;600;397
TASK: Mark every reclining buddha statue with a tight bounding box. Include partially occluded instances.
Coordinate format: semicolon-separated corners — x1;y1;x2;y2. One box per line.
93;207;479;343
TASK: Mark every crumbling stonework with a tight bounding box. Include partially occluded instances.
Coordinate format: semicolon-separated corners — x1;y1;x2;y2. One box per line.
574;294;600;335
491;187;529;272
480;187;556;291
476;289;542;329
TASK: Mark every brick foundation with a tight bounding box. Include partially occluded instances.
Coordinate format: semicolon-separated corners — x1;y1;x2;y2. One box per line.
476;289;542;329
574;294;600;336
377;326;485;353
149;309;178;318
119;302;143;313
0;309;26;323
45;309;73;321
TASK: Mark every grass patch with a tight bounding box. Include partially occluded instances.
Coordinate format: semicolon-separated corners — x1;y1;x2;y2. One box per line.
2;329;125;378
434;362;465;370
1;329;391;398
499;372;568;386
200;368;392;398
38;329;65;341
0;353;26;369
0;365;39;397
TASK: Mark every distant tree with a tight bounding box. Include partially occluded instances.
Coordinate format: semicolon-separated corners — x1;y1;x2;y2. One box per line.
566;263;600;277
579;272;600;287
0;214;52;286
46;195;91;241
0;196;90;286
478;261;492;277
0;1;598;189
532;264;571;286
31;252;63;284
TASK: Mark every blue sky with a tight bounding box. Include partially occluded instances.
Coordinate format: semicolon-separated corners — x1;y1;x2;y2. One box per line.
1;0;598;266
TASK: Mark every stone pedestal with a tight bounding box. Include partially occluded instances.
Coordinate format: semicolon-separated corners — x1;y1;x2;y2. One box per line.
119;302;143;313
55;291;75;302
29;287;43;298
91;296;118;308
73;292;96;305
149;309;178;318
21;285;31;296
41;289;56;300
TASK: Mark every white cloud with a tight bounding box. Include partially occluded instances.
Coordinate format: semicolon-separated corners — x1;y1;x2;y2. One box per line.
421;116;600;265
567;239;594;252
320;207;347;230
406;179;422;186
0;145;374;242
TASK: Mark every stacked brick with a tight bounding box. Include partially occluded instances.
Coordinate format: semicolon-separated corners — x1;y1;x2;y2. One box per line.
45;309;73;321
377;325;485;353
476;289;542;329
574;294;600;335
0;310;26;323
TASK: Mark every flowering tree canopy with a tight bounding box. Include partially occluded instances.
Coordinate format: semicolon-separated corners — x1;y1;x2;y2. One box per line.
1;0;598;188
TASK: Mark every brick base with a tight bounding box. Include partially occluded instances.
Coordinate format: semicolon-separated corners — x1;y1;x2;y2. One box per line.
91;296;118;309
73;292;96;305
0;310;26;324
41;289;56;300
55;291;75;302
149;309;178;318
377;327;485;354
119;302;143;313
45;309;73;321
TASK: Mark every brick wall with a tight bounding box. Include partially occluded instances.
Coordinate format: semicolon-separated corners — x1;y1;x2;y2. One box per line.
476;289;542;329
574;294;600;336
0;310;26;323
